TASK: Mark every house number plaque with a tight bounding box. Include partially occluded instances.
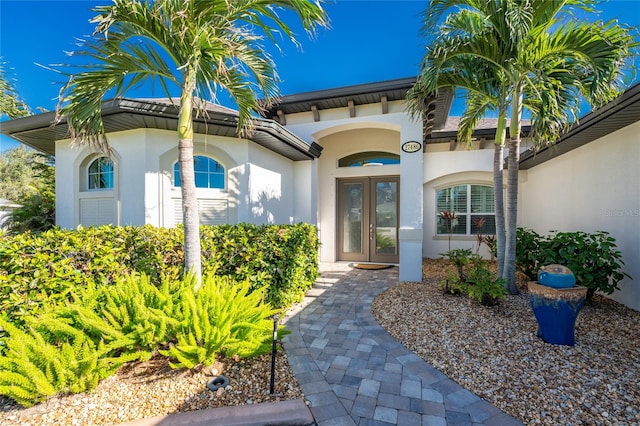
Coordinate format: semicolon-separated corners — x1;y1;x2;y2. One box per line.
401;141;422;153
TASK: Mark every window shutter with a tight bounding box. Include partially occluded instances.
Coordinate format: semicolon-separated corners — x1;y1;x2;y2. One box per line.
173;198;229;226
80;198;115;226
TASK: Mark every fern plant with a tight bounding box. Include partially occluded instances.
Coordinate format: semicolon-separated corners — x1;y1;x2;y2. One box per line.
160;275;280;369
97;274;182;350
0;316;142;407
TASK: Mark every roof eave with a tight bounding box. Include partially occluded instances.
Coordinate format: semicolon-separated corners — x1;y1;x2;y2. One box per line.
0;98;321;161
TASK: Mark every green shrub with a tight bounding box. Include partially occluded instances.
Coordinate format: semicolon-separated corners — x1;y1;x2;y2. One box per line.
440;248;473;282
159;275;280;369
0;223;319;332
0;316;143;407
438;270;465;295
463;258;507;306
516;228;630;300
538;231;630;300
200;223;320;308
58;275;181;352
0;272;285;406
515;227;543;280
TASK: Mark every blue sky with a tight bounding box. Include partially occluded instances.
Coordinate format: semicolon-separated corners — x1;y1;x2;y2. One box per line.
1;0;639;151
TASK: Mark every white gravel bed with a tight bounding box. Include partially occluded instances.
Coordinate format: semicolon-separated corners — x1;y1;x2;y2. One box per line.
372;259;640;426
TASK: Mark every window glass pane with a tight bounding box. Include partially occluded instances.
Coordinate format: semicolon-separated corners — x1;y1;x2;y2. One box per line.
195;172;208;188
471;185;494;213
342;183;363;253
174;156;225;188
436;185;467;213
210;174;224;189
338;151;400;167
194;156;208;172
471;215;496;235
101;159;113;173
88;157;114;190
213;162;225;173
88;174;100;190
173;163;181;187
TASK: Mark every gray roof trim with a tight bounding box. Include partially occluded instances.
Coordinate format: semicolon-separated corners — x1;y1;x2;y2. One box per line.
426;125;532;144
0;98;321;161
520;82;640;170
262;77;453;132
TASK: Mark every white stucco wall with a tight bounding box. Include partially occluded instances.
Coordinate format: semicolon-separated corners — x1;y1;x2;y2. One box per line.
293;160;318;225
246;143;296;224
55;128;305;229
520;121;640;311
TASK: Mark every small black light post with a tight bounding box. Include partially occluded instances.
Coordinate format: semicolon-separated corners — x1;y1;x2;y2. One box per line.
269;315;279;394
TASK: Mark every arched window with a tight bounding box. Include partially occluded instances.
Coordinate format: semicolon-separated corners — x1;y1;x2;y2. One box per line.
174;156;225;189
88;157;114;190
338;151;400;167
436;184;495;235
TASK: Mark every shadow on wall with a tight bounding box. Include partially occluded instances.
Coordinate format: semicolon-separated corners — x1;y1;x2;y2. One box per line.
252;189;284;225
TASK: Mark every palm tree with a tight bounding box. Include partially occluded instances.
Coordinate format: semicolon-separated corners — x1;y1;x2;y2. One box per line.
1;60;30;119
56;0;328;284
408;56;509;279
409;0;635;293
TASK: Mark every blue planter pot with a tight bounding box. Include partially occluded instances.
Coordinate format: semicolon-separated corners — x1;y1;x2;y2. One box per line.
538;264;576;289
528;282;587;346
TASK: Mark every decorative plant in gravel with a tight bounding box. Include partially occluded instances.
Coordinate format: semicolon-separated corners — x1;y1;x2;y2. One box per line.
438;252;506;306
439;210;457;251
439;248;473;294
94;274;182;350
461;257;506;306
160;275;281;369
473;217;496;260
0;316;143;407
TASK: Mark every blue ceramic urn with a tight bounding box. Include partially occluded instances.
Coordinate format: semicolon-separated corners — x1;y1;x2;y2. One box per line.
538;264;576;289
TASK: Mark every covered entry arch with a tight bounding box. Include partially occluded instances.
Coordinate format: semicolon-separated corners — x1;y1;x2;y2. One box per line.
314;124;402;264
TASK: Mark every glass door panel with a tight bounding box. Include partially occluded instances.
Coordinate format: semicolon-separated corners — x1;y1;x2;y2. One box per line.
374;180;398;256
371;177;399;263
341;182;363;255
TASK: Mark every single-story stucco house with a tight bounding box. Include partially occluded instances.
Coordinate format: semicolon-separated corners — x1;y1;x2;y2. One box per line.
1;77;638;311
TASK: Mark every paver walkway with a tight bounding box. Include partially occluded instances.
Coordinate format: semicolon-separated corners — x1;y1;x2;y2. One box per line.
281;263;523;426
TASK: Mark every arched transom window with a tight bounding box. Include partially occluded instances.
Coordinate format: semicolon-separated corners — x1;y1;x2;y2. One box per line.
174;155;225;189
338;151;400;167
88;157;114;190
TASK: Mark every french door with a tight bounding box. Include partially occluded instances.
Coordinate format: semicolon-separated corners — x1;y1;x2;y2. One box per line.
336;176;399;263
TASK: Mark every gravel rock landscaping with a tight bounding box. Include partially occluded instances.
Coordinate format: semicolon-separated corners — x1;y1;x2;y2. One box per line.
372;258;640;426
2;259;638;426
0;348;302;426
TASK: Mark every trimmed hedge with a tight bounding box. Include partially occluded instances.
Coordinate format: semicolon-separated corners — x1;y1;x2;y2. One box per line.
0;223;319;325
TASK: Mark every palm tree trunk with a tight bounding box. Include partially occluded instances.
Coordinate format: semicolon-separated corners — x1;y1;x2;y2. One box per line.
504;137;519;294
178;70;202;286
493;112;507;279
503;90;522;295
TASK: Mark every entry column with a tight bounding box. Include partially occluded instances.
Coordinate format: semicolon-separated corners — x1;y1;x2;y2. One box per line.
398;117;424;282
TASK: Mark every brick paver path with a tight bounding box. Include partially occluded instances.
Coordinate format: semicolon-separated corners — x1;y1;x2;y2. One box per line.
281;263;523;426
